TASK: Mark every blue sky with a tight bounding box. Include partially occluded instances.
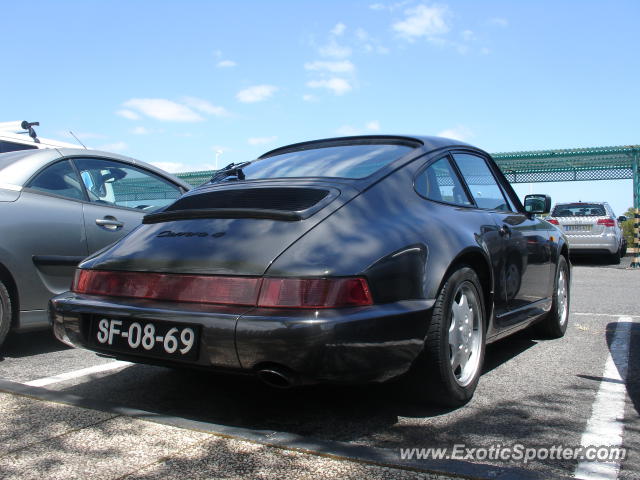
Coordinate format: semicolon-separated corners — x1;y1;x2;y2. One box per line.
1;1;638;214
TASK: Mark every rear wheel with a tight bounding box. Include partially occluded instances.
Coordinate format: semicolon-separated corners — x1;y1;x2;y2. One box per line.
404;266;486;407
537;255;569;338
0;280;12;348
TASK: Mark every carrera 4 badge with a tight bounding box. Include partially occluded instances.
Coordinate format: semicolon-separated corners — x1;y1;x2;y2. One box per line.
157;231;226;238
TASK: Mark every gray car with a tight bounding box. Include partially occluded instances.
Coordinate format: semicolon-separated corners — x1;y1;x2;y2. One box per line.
546;201;627;264
0;148;191;345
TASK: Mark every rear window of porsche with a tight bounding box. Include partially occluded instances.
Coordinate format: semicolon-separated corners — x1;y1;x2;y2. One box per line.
551;203;607;217
241;143;415;180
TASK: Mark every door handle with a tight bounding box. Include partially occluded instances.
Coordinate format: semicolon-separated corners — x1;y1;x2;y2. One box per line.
499;225;512;237
96;216;124;230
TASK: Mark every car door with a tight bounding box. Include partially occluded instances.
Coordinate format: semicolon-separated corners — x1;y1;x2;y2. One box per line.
451;152;552;325
73;157;184;253
18;159;89;312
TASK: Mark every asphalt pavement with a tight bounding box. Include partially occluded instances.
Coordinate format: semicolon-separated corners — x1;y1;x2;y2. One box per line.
0;256;637;480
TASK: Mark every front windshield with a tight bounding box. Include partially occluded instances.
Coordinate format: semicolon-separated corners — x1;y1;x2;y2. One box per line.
237;143;415;180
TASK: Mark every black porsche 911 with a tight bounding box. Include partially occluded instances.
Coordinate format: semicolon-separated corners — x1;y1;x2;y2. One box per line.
50;135;570;406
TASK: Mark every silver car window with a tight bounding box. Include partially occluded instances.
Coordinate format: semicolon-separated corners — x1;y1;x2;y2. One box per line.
74;158;182;212
26;160;85;201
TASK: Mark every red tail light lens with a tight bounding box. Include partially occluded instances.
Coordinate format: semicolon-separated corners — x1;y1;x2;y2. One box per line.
72;270;261;306
258;277;373;308
72;270;373;309
547;219;559;225
597;218;616;227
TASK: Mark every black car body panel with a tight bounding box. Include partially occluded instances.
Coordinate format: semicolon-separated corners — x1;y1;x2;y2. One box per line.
51;135;569;387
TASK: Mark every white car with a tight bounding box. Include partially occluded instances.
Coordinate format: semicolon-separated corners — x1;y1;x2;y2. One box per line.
546;201;627;264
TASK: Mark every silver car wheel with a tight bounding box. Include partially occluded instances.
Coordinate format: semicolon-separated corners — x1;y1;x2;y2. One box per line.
449;282;483;387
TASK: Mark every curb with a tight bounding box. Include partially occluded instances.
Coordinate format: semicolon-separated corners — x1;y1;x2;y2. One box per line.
0;379;573;480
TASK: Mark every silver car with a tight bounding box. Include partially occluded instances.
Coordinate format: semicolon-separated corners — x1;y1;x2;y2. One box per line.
0;148;191;346
546;201;627;264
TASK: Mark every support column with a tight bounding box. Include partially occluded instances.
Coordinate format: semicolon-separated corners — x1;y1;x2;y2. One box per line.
631;150;640;268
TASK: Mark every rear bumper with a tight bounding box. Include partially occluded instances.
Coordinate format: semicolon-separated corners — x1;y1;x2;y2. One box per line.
49;293;433;384
565;234;619;254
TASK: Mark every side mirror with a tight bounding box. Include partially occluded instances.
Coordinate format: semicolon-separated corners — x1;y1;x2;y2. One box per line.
524;194;551;214
618;215;627;222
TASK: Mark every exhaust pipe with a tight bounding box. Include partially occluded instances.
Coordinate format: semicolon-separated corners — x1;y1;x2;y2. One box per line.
257;368;294;389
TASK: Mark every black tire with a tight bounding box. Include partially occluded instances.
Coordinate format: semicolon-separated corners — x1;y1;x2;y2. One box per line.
621;241;627;258
0;280;12;348
610;248;621;265
537;255;569;338
404;266;486;407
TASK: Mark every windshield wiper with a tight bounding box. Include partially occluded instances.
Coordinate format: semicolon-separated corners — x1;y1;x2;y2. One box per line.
209;161;252;183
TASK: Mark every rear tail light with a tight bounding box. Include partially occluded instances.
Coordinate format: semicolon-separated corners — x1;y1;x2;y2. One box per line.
72;270;261;306
72;270;373;308
597;218;616;227
547;218;559;225
258;277;372;308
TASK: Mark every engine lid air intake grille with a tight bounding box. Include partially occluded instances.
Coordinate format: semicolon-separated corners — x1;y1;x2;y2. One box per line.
166;187;330;212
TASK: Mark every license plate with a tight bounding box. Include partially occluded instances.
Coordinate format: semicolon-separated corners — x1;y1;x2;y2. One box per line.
564;225;591;231
90;317;200;361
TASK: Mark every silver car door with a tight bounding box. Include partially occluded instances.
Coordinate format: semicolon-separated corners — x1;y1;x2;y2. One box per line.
73;157;183;253
18;159;89;312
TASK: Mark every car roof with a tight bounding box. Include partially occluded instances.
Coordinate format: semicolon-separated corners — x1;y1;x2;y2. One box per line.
257;134;477;159
0;148;191;189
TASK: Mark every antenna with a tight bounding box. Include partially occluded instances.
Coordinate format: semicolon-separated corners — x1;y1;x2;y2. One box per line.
69;131;88;149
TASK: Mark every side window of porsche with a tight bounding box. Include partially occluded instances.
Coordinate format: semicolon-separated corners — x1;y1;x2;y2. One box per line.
415;156;472;206
453;153;510;211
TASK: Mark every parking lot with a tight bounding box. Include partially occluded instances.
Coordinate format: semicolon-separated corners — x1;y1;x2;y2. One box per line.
0;257;637;480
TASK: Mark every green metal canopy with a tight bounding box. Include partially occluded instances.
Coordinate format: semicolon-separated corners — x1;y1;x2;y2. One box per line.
175;144;640;209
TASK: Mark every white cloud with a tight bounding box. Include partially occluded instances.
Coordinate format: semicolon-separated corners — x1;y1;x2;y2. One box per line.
481;47;491;55
130;126;151;135
151;161;216;173
366;120;380;131
182;96;230;116
236;85;278;103
217;60;237;68
304;60;355;73
489;17;509;27
336;121;381;136
331;23;346;36
318;39;352;59
393;4;450;41
97;141;128;152
461;30;475;41
247;136;277;145
116;109;140;120
123;98;204;122
369;1;411;11
307;78;352;95
302;94;318;102
437;126;473;142
355;28;390;54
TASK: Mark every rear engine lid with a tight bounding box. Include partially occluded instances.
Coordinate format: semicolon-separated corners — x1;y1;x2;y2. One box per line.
79;181;359;276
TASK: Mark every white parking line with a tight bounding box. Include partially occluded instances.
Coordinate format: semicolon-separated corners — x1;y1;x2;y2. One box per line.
573;312;640;318
573;316;633;480
23;361;132;387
